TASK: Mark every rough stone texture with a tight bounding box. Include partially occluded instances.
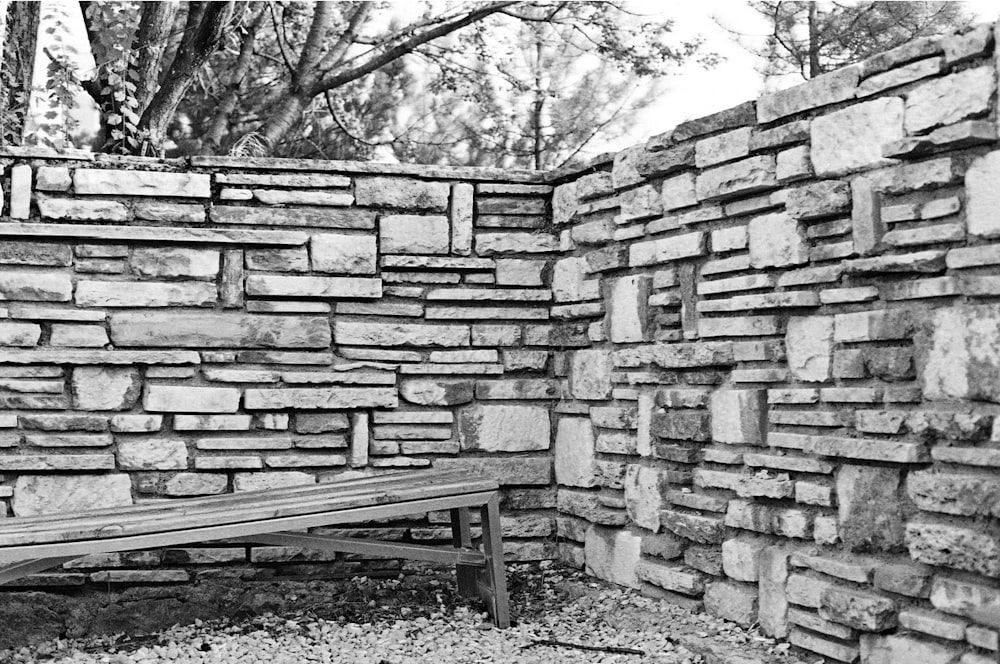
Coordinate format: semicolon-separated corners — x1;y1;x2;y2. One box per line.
786;316;834;382
837;465;904;552
131;248;219;279
144;386;241;413
711;389;766;445
585;525;641;589
118;439;188;470
399;380;474;406
695;156;776;201
906;521;1000;577
354;177;449;210
74;169;210;197
76;281;217;308
12;474;133;517
310;233;377;274
554;417;597;488
71;367;141;411
905;66;995;134
380;215;450;254
757;66;860;123
0;271;72;302
860;634;962;664
112;313;331;348
748;213;808;268
704;581;759;627
965;151;1000;238
624;465;671;532
459;404;550;452
811;97;905;177
570;349;612;400
605;275;650;343
921;304;1000;403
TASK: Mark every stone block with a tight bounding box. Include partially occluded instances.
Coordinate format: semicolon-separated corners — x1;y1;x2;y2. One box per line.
475;232;559;254
380;215;449;254
757;65;859;123
310;233;377;274
399;379;473;406
112;312;330;349
459;404;549;452
966;151;1000;238
12;474;133;517
820;585;897;631
570;349;612;400
118;439;188;470
554;417;596;488
837;465;903;553
37;197;129;222
624;465;671;532
585;525;641;589
244;387;396;410
705;580;759;626
144;385;240;413
661;172;698;210
860;633;961;664
245;275;381;299
234;472;316;492
71;367;141;411
162;473;228;496
758;546;792;637
605;275;650;343
628;232;706;267
921;304;1000;403
905;66;995;134
353;177;448;210
906;520;1000;577
75;281;216;307
660;510;725;544
906;471;1000;518
653;411;711;441
74;169;210;197
0;270;72;302
811;97;904;177
0;322;41;346
695;155;776;201
335;321;467;347
48;324;108;348
722;535;771;582
786;316;834;382
635;558;705;596
435;456;551;486
711;389;766;445
785;180;850;220
748;212;808;268
552;256;599;303
131;248;219;279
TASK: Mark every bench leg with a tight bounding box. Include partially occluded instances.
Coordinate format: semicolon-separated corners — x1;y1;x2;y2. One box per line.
450;507;477;598
479;493;510;628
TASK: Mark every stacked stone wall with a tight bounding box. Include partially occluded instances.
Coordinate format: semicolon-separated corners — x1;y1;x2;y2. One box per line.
0;152;561;584
552;21;1000;664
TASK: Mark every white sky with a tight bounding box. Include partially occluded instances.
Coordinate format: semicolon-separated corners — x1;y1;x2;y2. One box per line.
22;0;1000;158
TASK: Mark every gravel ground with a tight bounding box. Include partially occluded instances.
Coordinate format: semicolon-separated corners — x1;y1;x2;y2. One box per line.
0;563;815;664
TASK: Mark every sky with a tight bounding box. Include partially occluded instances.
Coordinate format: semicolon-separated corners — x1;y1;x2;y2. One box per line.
17;0;1000;159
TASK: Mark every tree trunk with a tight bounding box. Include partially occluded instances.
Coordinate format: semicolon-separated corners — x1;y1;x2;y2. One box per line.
256;92;311;153
0;1;40;145
807;2;820;78
133;1;180;111
532;36;544;171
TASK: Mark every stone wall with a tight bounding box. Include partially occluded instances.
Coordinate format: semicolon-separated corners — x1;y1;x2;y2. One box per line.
0;152;561;583
550;21;1000;664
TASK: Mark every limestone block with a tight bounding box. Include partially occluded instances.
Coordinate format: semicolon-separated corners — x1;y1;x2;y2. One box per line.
860;634;962;664
134;201;205;223
635;558;705;596
495;259;545;286
695;127;751;168
37;197;129;222
0;241;71;266
811;97;904;177
722;535;771;582
449;183;473;255
905;66;995;134
111;312;331;348
758;546;792;637
0;270;72;302
570;349;612;400
400;379;474;406
379;214;450;255
435;456;551;486
965;151;1000;238
624;464;671;532
776;145;811;182
75;281;216;307
74;169;210;197
131;248;219;279
757;66;860;123
35;166;71;191
552;256;599;303
354;177;449;210
695;155;776;201
786;316;834;382
253;190;353;206
72;367;140;411
906;471;1000;517
245;275;381;299
906;520;1000;577
12;473;133;516
335;321;468;347
118;439;188;470
628;232;706;267
244;387;397;410
921;304;1000;403
711;226;747;252
554;417;596;488
837;465;903;552
711;389;766;445
0;322;41;346
612;144;645;189
652;411;711;441
234;472;315;492
820;585;897;631
476;232;559;254
784;180;850;220
310;233;377;274
620;184;662;220
660;509;725;544
705;581;759;626
748;212;808;269
163;473;228;496
459;404;550;452
144;385;240;413
50;324;109;347
661;172;698;210
552;180;579;224
9;165;31;218
585;525;641;589
605;275;650;343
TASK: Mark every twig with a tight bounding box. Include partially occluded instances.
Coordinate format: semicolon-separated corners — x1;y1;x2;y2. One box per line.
520;638;645;656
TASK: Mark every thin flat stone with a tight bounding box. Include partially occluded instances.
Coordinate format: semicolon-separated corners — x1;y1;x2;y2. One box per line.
0;224;307;246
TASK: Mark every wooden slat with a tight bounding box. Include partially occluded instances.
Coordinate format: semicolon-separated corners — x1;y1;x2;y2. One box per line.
0;477;496;547
231;532;487;566
0;471;495;544
0;492;497;565
0;556;80;584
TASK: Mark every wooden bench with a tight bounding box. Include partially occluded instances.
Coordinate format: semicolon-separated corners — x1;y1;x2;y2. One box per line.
0;469;510;627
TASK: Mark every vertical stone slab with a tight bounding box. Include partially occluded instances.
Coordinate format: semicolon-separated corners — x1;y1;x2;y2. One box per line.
837;465;904;552
966;150;1000;238
711;389;766;445
624;464;671;532
758;546;792;638
851;178;883;255
679;263;698;340
10;165;31;219
221;249;244;308
450;183;473;255
786;316;834;382
570;349;612;400
350;411;369;468
636;390;655;457
555;417;597;487
605;275;650;343
585;525;642;589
